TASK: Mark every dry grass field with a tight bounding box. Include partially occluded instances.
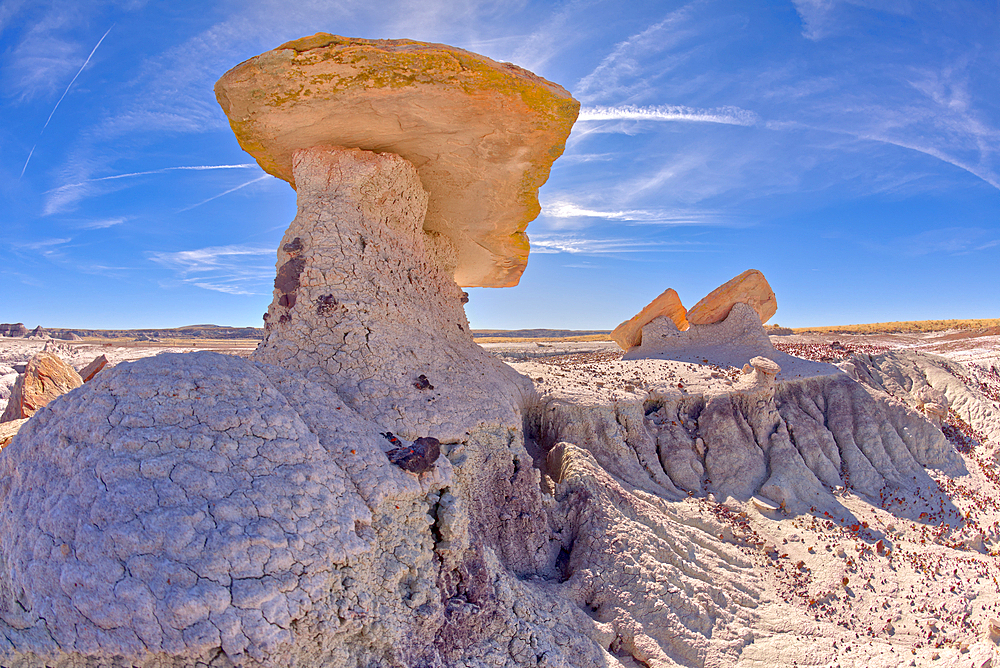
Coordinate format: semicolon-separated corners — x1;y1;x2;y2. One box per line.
791;318;1000;335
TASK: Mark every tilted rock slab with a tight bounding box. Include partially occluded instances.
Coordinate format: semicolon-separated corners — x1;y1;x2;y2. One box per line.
611;287;688;351
0;352;82;423
77;354;109;382
686;268;777;326
215;33;579;288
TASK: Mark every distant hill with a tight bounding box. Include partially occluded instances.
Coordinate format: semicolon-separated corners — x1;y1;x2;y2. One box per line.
471;329;611;339
46;325;267;340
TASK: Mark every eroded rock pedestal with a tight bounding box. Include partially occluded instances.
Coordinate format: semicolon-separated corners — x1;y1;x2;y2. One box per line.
253;146;530;441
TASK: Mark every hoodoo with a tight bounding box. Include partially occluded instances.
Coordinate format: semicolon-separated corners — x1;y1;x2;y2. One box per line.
215;34;579;439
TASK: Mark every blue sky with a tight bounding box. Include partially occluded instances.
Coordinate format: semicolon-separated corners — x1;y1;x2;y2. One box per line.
2;0;998;330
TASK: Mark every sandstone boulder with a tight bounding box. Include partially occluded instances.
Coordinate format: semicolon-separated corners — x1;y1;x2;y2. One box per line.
0;352;83;422
611;288;688;351
215;34;579;288
686;269;777;326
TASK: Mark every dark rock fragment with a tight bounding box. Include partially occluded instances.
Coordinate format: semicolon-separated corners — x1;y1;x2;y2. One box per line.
413;374;434;390
282;237;303;255
387;436;441;474
381;431;403;446
274;257;305;293
316;294;338;315
278;293;296;308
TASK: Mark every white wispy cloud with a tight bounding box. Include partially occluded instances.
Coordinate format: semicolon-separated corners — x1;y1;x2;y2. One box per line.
10;237;74;260
18;23;114;178
765;118;1000;192
15;237;72;250
575;2;701;103
792;0;912;41
542;200;728;226
77;216;128;230
149;244;274;295
578;104;759;127
891;227;1000;257
529;234;709;255
5;4;88;101
0;0;27;37
44;163;261;214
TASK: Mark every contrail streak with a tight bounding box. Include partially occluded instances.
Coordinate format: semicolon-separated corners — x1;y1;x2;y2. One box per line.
177;175;271;212
45;164;259;192
43;24;115;131
19;145;36;179
19;24;115;179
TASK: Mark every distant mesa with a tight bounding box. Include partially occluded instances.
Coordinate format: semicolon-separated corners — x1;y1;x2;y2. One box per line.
0;324;27;338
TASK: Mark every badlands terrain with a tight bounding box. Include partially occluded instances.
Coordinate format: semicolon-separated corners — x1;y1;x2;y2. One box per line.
0;34;998;668
1;321;999;667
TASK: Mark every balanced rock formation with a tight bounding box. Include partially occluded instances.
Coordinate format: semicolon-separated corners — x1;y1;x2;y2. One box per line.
216;33;579;288
686;268;776;326
249;146;532;441
610;287;688;350
0;352;82;422
623;302;784;369
612;269;776;353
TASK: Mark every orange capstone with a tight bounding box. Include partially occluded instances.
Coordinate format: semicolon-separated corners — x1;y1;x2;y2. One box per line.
215;34;580;288
685;269;777;326
611;288;689;351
